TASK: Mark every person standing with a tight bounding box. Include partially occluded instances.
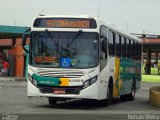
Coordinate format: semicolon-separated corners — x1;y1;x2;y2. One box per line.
1;58;9;76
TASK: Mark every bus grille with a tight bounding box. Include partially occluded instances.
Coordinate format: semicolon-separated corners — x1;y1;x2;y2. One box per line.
38;85;82;94
35;69;85;78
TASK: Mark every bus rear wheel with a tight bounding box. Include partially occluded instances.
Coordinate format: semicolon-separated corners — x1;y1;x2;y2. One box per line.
128;80;136;101
48;98;57;105
120;80;135;101
120;94;128;101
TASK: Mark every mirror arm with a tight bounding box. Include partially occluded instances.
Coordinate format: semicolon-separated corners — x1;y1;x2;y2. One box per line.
22;28;31;53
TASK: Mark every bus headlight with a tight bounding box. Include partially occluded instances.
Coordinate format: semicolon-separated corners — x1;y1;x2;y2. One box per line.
32;79;38;87
83;76;97;89
83;80;90;89
28;74;38;87
90;76;97;85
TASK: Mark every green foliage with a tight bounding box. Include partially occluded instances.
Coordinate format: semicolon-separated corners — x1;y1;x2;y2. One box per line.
142;75;160;82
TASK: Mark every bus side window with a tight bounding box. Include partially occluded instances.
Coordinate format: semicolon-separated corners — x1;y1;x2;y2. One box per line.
138;44;142;61
133;41;135;59
121;36;126;58
126;38;130;59
135;42;138;60
100;26;108;58
115;34;121;57
108;30;115;56
134;41;136;60
100;26;108;71
119;34;121;56
130;40;133;59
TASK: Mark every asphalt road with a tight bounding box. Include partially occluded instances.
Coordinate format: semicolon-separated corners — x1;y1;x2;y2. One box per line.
0;79;160;120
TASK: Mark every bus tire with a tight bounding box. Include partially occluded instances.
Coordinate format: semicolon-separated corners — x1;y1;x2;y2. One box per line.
107;82;113;105
48;98;57;105
128;80;136;101
99;80;113;107
120;95;128;101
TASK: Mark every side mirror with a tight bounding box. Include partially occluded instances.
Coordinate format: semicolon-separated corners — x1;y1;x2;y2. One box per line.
22;28;31;53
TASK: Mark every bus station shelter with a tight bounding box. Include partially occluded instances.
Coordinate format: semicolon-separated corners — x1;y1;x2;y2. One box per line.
0;25;30;78
141;34;160;75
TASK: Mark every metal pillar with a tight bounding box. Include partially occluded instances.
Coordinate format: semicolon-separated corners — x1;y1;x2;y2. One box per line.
24;45;29;78
158;52;160;75
155;52;158;65
145;49;151;75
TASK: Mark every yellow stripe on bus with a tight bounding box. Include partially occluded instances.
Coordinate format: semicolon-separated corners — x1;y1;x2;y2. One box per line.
113;57;120;97
60;78;69;86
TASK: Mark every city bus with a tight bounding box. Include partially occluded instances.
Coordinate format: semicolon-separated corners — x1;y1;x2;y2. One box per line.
22;15;142;106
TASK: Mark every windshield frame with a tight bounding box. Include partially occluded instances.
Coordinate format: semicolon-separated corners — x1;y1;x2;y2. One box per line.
29;31;100;69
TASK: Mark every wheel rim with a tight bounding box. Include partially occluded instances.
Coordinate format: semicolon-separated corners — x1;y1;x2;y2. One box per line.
107;87;110;100
132;83;135;98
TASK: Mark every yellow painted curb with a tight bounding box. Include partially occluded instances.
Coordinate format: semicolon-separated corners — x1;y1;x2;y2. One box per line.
149;86;160;107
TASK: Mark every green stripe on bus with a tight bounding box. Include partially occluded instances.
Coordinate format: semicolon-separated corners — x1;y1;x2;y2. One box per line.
32;74;60;86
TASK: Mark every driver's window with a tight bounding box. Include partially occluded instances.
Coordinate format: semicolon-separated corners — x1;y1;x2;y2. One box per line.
100;26;108;71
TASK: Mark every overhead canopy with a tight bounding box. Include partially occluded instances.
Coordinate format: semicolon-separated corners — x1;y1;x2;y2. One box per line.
141;37;160;53
0;25;30;39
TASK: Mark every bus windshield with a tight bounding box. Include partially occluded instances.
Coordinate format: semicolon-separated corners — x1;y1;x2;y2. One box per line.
29;31;99;69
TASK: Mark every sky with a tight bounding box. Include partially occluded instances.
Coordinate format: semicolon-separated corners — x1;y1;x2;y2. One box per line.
0;0;160;35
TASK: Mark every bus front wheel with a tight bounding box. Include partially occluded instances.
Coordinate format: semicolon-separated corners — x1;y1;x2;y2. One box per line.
99;81;113;106
48;98;57;105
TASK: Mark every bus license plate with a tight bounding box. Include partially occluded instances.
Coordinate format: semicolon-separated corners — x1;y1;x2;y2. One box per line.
53;89;65;94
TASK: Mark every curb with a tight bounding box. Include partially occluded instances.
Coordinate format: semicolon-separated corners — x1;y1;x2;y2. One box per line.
0;77;15;81
15;78;27;82
0;77;26;81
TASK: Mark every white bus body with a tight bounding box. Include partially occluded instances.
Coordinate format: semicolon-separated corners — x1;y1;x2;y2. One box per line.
25;15;142;105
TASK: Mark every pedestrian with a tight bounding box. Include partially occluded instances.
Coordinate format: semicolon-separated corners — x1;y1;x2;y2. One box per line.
0;58;9;76
144;64;146;74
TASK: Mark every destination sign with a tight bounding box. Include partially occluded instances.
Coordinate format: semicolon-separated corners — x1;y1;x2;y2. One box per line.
33;18;97;28
34;56;58;63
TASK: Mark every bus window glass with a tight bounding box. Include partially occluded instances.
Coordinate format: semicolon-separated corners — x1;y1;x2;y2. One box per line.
121;36;126;58
138;44;142;60
108;30;115;56
126;38;130;58
100;26;108;70
130;40;135;59
133;41;135;59
135;42;138;60
30;32;99;68
115;34;120;56
100;26;107;38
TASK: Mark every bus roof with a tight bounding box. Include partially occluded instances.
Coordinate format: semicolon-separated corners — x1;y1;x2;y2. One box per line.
97;18;142;43
35;15;94;19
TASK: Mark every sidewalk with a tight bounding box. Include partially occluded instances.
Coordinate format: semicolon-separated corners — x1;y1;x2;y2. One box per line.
0;77;26;81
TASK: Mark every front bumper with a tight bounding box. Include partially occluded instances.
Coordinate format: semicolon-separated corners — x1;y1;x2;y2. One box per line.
28;80;99;100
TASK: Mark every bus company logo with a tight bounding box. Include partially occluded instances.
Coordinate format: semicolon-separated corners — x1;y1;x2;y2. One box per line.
58;81;62;85
40;81;55;84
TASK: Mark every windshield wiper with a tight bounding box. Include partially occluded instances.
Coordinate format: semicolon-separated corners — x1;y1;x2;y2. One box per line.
67;30;82;47
45;29;59;46
45;29;61;53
